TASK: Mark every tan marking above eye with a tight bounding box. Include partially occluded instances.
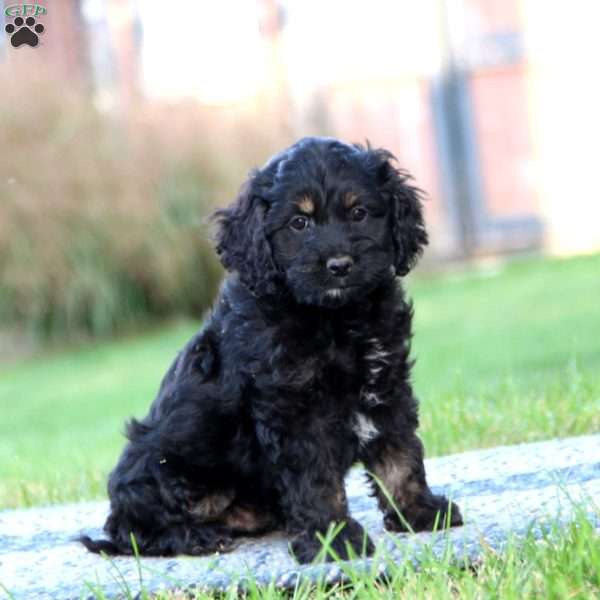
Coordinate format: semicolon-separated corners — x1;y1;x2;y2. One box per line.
297;196;315;215
344;192;358;209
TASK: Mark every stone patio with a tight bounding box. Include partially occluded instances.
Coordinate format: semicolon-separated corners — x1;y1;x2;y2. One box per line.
1;434;599;599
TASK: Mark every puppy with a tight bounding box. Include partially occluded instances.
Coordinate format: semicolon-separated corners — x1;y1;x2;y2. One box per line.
80;137;462;563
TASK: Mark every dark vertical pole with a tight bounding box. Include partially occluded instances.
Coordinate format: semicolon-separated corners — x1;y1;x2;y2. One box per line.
431;0;486;258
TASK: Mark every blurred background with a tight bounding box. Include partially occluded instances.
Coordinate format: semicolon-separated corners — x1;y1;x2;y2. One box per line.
2;0;600;510
2;0;600;347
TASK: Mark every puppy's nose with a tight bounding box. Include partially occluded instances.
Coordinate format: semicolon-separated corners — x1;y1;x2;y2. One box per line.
326;255;354;277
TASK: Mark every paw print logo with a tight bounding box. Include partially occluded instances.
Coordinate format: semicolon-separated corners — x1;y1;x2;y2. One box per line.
5;16;45;48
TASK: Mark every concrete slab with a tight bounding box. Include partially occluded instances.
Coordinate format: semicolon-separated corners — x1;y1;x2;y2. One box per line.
1;435;599;599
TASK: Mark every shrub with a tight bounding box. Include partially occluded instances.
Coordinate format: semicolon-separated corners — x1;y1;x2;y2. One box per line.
0;75;280;343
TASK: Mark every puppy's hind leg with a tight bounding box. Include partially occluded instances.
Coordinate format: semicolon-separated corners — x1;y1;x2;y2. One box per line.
81;475;239;557
98;508;238;557
80;513;236;557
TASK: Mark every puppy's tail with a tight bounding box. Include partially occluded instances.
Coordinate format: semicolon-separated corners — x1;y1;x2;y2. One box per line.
78;534;123;555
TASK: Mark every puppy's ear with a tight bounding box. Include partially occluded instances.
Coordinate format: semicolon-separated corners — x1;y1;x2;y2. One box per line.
366;148;428;276
213;171;280;296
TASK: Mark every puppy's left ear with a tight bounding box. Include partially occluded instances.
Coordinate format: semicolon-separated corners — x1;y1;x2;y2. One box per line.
367;149;428;276
212;170;280;296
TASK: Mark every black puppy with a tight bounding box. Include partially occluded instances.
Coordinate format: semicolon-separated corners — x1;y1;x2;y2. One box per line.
81;137;462;563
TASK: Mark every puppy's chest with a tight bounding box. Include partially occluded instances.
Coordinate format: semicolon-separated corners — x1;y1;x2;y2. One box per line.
298;328;365;391
262;324;389;448
305;337;383;447
261;317;392;403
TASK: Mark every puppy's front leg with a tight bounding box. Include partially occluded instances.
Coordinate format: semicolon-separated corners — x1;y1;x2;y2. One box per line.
277;468;374;563
364;435;462;532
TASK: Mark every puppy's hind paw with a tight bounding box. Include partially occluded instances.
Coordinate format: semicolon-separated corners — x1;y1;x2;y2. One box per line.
188;527;238;556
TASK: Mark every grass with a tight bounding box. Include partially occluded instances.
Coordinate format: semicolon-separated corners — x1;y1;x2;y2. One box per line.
0;320;196;507
1;252;599;597
412;253;600;455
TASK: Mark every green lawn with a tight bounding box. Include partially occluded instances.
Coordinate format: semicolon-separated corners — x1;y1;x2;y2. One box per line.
1;253;599;509
1;253;600;598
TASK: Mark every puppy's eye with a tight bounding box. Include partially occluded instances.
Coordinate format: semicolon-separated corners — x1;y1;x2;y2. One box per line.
351;206;368;222
289;215;309;231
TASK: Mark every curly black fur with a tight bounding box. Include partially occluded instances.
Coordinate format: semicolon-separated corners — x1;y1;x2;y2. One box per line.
80;137;462;563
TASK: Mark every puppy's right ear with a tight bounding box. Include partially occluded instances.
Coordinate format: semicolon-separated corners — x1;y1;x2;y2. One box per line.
362;148;428;276
212;171;280;296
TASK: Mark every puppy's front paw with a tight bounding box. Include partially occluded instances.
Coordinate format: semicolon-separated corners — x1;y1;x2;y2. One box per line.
290;518;375;564
384;495;463;533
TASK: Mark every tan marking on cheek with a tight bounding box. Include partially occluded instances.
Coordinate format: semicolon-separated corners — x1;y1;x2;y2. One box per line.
297;196;315;215
344;192;358;209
